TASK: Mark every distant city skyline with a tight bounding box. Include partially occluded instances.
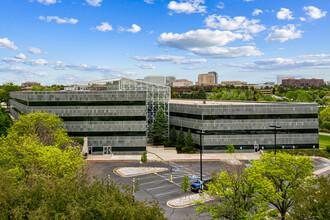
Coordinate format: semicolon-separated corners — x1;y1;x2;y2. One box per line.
0;0;329;85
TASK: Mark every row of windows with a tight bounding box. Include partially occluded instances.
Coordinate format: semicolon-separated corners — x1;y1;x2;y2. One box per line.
12;98;146;106
68;131;146;137
92;147;146;152
170;112;318;120
171;125;319;135
195;144;319;150
61;116;146;121
12;107;23;115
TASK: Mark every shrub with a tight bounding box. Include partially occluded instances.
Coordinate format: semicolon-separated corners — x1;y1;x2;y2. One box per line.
326;146;330;152
268;209;279;217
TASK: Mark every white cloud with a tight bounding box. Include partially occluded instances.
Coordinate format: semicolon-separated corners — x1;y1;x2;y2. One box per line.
36;72;49;76
133;55;207;64
216;1;224;9
136;64;156;69
277;8;294;20
168;0;206;14
228;57;330;71
94;22;113;32
15;53;26;59
265;24;302;42
158;29;244;50
30;0;59;5
1;56;133;76
296;54;330;59
28;47;48;54
252;9;263;16
176;59;207;64
0;38;19;51
119;24;141;33
243;0;254;2
133;55;185;62
204;15;266;34
144;0;154;4
126;24;141;33
38;16;78;24
0;66;32;74
303;6;327;20
299;17;306;22
190;46;263;58
86;0;102;7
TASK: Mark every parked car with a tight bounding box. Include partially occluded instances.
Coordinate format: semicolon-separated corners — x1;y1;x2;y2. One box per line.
190;178;211;193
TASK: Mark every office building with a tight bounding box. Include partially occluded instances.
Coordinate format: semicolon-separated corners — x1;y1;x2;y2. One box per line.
277;76;293;85
10;77;319;155
221;81;247;87
169;99;319;151
282;78;325;87
196;72;218;86
144;75;176;86
173;79;193;87
10;78;170;155
255;82;275;89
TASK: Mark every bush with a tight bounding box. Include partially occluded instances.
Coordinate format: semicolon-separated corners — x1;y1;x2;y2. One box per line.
265;149;329;158
326;146;330;152
268;209;279;217
71;137;84;145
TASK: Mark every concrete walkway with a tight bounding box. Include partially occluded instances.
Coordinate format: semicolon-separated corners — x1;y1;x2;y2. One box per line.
320;132;330;136
86;146;261;162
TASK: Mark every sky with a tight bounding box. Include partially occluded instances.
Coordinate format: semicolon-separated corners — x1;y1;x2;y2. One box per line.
0;0;329;85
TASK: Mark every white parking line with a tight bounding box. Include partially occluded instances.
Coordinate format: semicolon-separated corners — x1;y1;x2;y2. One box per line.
147;184;176;191
155;189;183;197
139;179;167;186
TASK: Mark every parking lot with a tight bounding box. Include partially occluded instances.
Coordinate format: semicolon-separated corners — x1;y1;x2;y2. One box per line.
87;158;329;220
87;160;247;220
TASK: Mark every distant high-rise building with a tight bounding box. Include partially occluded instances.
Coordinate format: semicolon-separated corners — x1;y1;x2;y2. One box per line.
144;75;176;86
196;71;218;86
282;78;325;87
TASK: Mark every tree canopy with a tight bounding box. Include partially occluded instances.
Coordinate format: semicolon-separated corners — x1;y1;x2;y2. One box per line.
0;112;165;219
150;108;169;145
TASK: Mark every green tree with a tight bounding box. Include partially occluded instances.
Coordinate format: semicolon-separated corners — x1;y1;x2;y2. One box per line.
182;129;195;153
150;108;169;145
250;153;314;220
196;88;207;99
0;112;84;180
196;167;275;220
141;151;147;164
176;128;185;150
225;143;236;153
289;175;330;220
181;175;190;193
171;88;180;98
169;127;177;146
0;107;12;137
0;82;20;107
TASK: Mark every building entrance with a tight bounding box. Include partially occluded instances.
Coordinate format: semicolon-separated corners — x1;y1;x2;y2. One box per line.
103;146;112;155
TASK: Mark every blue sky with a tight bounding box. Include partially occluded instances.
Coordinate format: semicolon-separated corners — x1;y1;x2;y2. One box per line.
0;0;329;85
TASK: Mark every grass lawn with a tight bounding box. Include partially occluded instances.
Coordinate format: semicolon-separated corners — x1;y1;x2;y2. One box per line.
319;134;330;149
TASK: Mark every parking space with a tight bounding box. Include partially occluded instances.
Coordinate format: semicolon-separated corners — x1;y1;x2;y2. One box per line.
87;160;235;220
86;158;329;219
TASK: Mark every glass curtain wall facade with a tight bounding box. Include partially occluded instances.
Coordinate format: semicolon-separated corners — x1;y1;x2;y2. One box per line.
72;77;171;136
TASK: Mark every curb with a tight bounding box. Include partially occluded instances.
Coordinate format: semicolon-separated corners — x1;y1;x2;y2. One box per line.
166;194;215;209
113;167;168;177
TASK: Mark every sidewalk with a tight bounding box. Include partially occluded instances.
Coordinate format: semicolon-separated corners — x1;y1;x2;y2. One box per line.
86;146;261;162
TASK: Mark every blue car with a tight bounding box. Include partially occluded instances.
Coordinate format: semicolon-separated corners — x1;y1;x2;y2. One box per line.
190;178;211;193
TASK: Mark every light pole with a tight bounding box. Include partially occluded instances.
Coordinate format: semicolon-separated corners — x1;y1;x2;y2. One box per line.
132;178;135;202
196;130;205;189
269;125;281;155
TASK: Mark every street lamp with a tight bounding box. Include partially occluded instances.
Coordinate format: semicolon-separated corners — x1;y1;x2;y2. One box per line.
269;125;281;155
196;130;205;189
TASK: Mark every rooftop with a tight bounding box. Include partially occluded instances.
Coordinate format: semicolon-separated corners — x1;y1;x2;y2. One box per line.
170;99;315;105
